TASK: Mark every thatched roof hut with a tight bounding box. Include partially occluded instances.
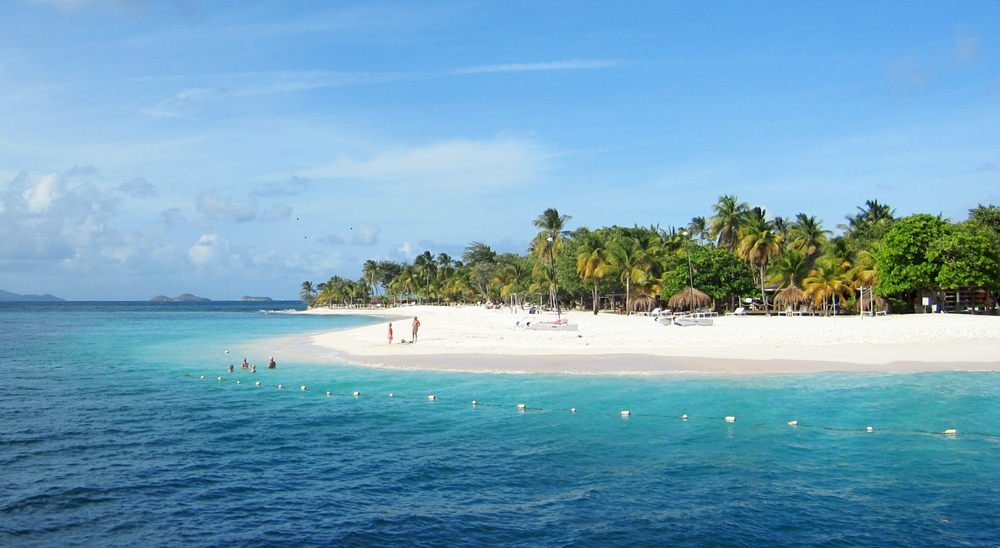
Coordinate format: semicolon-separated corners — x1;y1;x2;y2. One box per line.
774;286;808;309
667;288;711;311
630;293;657;312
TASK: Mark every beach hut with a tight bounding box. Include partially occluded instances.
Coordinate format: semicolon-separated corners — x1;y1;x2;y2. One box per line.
629;293;657;313
774;286;809;311
667;288;711;312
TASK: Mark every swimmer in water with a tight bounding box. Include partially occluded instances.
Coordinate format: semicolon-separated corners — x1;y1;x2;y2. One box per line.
242;358;249;369
268;357;276;369
229;364;235;373
250;364;256;373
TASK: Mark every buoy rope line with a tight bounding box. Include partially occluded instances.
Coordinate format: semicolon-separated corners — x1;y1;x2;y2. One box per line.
185;374;977;438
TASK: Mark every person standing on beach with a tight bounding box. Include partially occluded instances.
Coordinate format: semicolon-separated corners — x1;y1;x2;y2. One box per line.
411;316;420;343
388;323;393;345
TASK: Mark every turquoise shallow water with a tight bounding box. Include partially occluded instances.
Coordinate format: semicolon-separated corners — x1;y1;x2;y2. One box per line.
2;302;1000;546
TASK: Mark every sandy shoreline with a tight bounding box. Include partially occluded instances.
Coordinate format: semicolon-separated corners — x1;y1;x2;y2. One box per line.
264;305;1000;375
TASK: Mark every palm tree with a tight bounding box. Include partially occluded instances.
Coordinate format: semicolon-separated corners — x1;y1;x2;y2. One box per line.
737;207;782;315
789;213;831;256
575;229;611;314
689;217;709;245
607;235;649;312
709;195;749;251
300;281;316;306
531;208;572;314
361;260;381;296
413;251;437;298
803;258;851;316
768;249;809;289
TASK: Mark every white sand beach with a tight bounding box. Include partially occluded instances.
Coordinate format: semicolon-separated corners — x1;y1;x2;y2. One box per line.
261;305;1000;375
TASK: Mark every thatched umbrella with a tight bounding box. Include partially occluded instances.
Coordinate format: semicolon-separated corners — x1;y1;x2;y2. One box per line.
667;288;711;312
773;286;808;310
630;293;656;313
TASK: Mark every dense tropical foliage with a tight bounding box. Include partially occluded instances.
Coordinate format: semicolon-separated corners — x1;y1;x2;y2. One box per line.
301;199;1000;314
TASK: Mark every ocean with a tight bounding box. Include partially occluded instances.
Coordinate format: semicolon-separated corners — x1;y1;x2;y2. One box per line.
2;302;999;546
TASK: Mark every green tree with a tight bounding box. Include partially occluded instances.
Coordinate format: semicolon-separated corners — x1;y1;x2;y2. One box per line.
969;204;1000;235
709;194;749;251
876;214;950;297
462;242;497;266
737;207;782;315
300;281;316;306
660;246;756;308
574;229;611;314
931;221;1000;291
531;208;572;314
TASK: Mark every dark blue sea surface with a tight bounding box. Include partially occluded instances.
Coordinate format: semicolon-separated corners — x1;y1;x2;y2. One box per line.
2;302;999;546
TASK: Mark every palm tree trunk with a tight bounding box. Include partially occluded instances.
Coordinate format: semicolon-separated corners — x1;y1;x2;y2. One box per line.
593;279;600;315
625;275;631;313
761;264;769;316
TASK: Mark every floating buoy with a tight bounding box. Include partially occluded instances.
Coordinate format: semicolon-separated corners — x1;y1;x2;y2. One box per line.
517;403;526;409
620;410;630;416
788;420;799;426
326;391;332;396
200;375;205;379
278;384;283;389
224;350;229;354
725;416;736;422
943;429;957;435
428;395;436;400
681;414;688;420
301;385;307;391
255;381;260;386
389;393;393;397
217;376;223;381
236;381;241;385
471;400;477;405
571;408;576;413
867;426;873;432
352;391;360;396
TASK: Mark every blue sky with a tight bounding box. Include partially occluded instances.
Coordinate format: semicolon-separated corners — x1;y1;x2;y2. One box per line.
2;0;998;300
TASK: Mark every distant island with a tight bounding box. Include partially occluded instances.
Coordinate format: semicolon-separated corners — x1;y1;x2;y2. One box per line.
151;294;211;302
241;296;273;301
0;289;65;302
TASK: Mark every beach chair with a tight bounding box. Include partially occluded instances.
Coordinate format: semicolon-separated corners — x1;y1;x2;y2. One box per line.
649;307;662;317
795;305;809;316
778;306;793;316
725;307;746;316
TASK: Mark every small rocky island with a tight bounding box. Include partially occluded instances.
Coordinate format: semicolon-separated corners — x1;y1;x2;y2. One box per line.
150;294;211;302
240;296;273;301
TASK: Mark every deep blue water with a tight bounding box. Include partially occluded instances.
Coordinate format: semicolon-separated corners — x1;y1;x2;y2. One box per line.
2;302;999;546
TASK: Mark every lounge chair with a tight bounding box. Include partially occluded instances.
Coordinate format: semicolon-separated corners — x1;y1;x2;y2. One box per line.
778;306;793;316
725;307;746;316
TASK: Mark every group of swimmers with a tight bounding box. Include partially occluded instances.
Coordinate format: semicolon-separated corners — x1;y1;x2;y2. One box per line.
227;356;276;373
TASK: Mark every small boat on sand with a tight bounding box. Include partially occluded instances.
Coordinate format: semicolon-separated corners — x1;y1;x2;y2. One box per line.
516;317;578;331
672;316;713;327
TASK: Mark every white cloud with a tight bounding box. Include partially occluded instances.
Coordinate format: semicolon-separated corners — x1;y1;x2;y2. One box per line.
397;242;412;257
259;203;292;222
350;223;380;246
117;177;158;198
23;174;62;212
303;138;546;191
196;190;258;223
318;234;345;245
188;234;225;265
161;207;185;225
